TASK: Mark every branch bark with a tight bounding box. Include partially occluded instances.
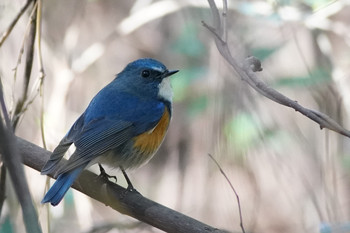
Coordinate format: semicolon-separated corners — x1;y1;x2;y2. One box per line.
17;137;225;233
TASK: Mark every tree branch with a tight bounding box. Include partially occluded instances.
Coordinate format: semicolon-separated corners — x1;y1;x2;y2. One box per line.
17;137;225;233
203;0;350;138
0;89;42;233
12;2;38;129
0;0;33;47
208;154;246;233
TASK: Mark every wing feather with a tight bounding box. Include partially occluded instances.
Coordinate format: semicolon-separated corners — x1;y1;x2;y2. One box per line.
56;118;133;175
41;114;85;175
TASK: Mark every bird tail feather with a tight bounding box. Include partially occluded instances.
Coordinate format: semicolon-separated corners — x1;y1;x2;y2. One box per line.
41;165;85;206
41;139;73;175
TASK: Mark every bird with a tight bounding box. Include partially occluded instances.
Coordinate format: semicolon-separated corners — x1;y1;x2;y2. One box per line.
41;58;179;206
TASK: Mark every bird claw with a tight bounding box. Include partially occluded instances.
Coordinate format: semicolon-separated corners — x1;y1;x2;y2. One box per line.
120;185;140;199
98;163;117;183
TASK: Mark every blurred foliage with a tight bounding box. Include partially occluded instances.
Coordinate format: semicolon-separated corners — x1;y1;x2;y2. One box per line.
172;23;206;58
304;0;335;9
171;66;206;102
251;46;282;61
224;112;261;153
187;95;208;118
274;68;331;88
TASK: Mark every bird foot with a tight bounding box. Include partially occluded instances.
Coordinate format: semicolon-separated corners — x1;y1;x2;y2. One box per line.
98;163;117;183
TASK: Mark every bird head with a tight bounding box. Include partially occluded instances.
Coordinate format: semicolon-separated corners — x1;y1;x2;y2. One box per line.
116;58;179;102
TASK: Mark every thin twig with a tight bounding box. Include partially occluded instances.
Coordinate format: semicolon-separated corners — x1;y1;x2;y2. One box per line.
0;81;9;216
12;2;38;129
0;164;6;216
208;154;246;233
203;0;350;138
36;0;47;149
11;1;38;83
221;0;228;43
11;1;38;127
0;81;11;127
0;0;33;47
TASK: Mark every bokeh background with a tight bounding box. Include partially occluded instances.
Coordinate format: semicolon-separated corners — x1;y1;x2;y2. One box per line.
1;0;350;232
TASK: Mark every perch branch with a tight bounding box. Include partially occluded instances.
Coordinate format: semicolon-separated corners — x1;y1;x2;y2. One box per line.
17;137;225;233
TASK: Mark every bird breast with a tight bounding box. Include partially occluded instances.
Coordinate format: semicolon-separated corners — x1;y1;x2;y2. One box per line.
133;107;170;156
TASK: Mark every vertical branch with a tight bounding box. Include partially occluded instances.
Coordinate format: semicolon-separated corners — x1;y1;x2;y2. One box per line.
36;0;47;149
0;165;6;216
0;84;42;233
12;2;38;129
221;0;228;43
0;1;43;231
0;79;10;216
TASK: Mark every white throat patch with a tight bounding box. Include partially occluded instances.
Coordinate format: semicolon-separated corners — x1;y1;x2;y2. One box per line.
158;77;173;102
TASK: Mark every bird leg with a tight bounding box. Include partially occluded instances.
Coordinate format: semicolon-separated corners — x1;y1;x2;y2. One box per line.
98;163;117;182
120;166;135;191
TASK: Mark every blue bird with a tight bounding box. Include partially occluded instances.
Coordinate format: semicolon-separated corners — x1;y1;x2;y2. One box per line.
41;58;178;206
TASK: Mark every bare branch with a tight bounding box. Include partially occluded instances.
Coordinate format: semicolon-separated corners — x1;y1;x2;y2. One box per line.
208;154;246;233
0;164;6;217
203;0;350;138
0;86;42;233
12;3;37;129
0;0;33;47
35;0;47;149
0;80;9;216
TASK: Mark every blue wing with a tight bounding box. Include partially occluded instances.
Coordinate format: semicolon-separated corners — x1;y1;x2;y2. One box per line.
41;114;85;175
55;117;134;175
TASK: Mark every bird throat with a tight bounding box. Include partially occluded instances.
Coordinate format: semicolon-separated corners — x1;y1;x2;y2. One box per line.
158;77;173;102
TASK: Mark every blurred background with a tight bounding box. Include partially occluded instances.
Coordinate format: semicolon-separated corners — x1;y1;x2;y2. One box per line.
1;0;350;232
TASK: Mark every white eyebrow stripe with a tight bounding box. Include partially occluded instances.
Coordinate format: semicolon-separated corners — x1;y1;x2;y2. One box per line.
150;66;164;72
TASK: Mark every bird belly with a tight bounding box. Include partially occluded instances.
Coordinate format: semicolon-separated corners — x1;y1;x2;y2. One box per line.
96;107;170;169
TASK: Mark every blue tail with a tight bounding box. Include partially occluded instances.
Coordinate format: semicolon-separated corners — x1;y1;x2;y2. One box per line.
42;165;85;206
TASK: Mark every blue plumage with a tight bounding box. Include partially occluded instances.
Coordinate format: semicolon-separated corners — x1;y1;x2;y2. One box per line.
41;164;85;206
41;58;178;206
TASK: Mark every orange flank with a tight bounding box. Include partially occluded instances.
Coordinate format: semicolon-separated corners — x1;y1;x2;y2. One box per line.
133;107;170;155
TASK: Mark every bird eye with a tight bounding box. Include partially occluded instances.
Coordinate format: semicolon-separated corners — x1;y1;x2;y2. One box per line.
141;70;150;78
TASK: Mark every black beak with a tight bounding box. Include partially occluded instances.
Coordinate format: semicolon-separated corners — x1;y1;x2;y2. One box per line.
163;69;179;78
